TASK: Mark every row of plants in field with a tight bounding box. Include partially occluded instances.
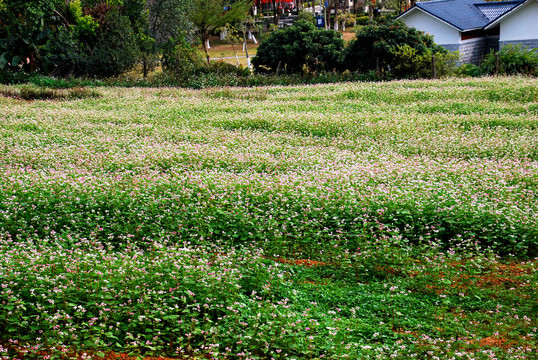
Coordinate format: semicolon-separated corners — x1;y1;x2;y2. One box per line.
0;163;535;258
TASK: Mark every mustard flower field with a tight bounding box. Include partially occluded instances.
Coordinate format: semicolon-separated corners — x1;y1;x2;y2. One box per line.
0;77;537;359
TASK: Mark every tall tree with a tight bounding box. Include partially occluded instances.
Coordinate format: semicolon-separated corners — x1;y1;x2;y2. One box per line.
42;0;143;77
148;0;194;45
189;0;251;63
0;0;61;73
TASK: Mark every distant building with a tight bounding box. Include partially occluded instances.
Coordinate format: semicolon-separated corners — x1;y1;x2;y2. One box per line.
484;0;538;50
397;0;537;64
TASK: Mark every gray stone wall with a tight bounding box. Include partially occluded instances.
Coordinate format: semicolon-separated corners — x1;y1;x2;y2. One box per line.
458;38;488;65
436;37;538;65
500;39;538;51
441;44;459;52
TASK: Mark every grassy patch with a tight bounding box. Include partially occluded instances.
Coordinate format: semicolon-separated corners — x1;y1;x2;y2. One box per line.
0;84;102;101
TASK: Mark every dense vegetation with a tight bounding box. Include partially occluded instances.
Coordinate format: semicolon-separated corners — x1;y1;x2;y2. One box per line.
0;77;536;359
252;20;345;73
252;19;461;79
2;1;536;86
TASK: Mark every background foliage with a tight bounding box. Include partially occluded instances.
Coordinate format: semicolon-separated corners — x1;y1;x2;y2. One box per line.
0;0;196;79
253;20;345;74
344;19;447;74
1;2;536;83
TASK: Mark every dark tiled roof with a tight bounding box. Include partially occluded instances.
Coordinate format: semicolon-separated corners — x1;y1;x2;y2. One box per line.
475;1;523;21
409;0;524;31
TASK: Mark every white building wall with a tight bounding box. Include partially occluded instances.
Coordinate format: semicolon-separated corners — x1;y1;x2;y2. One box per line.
401;10;461;45
499;1;538;41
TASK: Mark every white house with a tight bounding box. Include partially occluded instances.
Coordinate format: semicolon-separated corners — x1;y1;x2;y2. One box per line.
397;0;537;64
484;0;538;50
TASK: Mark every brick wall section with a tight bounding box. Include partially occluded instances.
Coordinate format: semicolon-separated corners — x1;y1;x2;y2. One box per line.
440;40;490;65
439;37;537;65
458;38;488;65
500;39;538;51
442;44;460;52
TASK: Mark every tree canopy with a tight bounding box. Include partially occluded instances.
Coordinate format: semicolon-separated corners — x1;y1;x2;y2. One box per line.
189;0;251;63
0;0;194;79
252;20;345;74
344;19;446;73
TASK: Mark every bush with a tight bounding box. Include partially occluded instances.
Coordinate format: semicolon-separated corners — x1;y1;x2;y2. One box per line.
161;35;207;79
456;63;485;77
42;26;87;77
344;20;446;76
0;69;32;85
252;20;345;74
42;7;140;78
481;45;538;76
161;35;250;88
355;15;370;25
296;10;316;25
392;45;459;79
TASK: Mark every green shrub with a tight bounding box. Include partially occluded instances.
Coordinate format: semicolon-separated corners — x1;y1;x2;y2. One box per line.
344;20;446;76
161;35;207;79
41;26;88;77
0;69;31;85
457;63;485;77
296;9;316;25
481;45;538;76
355;15;370;25
161;35;250;88
253;20;345;74
392;45;459;79
41;6;140;78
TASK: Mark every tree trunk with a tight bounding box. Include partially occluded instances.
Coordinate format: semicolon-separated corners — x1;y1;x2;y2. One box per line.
273;0;279;25
334;0;339;31
325;0;331;30
231;43;240;66
143;55;149;79
202;33;211;64
243;30;251;69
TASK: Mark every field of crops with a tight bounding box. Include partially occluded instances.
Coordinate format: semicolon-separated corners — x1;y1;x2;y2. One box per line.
0;77;537;359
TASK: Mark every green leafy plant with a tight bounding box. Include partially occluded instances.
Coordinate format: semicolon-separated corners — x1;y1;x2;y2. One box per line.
344;20;446;76
253;19;345;74
481;45;538;76
392;45;459;79
0;78;536;359
295;9;316;25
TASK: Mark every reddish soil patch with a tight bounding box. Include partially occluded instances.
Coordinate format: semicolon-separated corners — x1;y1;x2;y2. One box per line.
388;259;536;293
479;336;508;348
451;260;535;291
466;334;532;350
341;31;356;42
274;257;327;267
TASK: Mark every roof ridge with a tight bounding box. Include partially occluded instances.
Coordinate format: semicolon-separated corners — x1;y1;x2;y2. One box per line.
474;0;524;5
402;0;528;31
416;0;456;4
